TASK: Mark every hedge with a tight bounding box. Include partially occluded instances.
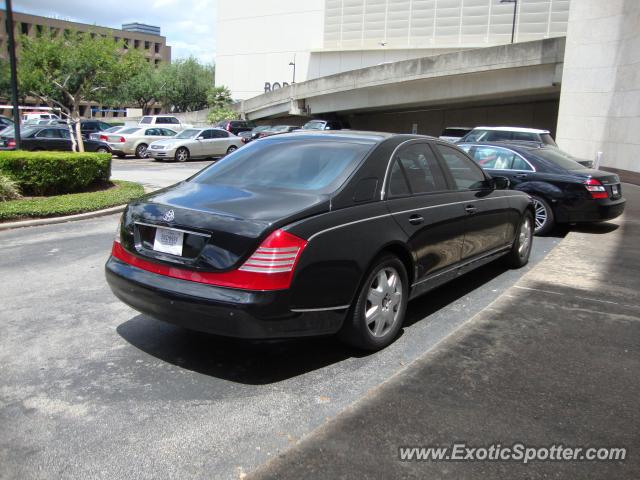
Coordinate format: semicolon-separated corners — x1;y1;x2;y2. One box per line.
0;151;112;196
0;180;144;221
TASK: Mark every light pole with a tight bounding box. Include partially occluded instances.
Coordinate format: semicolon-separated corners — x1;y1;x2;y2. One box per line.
500;0;518;44
289;54;296;84
5;0;21;148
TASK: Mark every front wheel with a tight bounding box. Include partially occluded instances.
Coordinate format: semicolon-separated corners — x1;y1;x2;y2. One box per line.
505;211;534;268
135;143;148;159
226;145;238;155
175;147;190;162
339;255;408;351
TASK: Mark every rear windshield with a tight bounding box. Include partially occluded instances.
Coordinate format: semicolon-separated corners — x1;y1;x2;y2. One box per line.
191;139;372;193
140;117;152;124
533;148;586;170
176;129;201;139
120;127;141;135
540;133;558;147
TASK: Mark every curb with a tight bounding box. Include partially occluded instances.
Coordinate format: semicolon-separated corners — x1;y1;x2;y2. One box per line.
0;204;125;231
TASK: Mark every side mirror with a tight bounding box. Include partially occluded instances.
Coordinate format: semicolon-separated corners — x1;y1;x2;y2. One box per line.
491;176;511;190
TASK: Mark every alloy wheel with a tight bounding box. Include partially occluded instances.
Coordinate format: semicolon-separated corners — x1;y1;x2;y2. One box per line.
365;267;403;338
176;148;188;162
533;199;548;232
136;144;148;158
518;216;532;258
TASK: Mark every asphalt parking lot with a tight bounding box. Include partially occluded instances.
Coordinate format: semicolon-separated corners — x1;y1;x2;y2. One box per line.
0;159;560;479
111;157;214;190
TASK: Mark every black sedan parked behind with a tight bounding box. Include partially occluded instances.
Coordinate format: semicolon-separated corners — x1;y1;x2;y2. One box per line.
0;126;112;153
106;132;534;351
458;142;626;235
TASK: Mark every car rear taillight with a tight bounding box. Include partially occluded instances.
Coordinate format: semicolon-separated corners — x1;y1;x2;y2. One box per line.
99;134;108;141
110;228;307;291
7;139;16;148
118;136;126;143
225;122;231;132
584;178;608;199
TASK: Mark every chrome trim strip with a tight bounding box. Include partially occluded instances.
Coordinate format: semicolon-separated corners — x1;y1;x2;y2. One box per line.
306;195;524;241
411;244;511;287
135;221;211;237
291;304;351;313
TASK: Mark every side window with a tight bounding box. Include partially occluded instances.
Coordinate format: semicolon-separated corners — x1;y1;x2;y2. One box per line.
485;130;513;142
162;129;176;136
511;155;533;171
436;144;487;190
156;117;169;124
389;143;447;196
388;160;411;197
200;129;214;139
471;146;513;169
213;130;229;138
169;117;180;125
36;128;61;138
140;117;152;124
60;129;71;139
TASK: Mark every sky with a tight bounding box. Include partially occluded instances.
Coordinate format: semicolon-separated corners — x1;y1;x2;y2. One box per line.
7;0;217;64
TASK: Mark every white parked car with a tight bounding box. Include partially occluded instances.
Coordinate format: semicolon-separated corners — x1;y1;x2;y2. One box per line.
148;127;243;162
138;115;192;132
458;126;558;146
103;126;177;158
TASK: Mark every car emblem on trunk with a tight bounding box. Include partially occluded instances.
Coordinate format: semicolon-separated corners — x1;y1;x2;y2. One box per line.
162;210;175;222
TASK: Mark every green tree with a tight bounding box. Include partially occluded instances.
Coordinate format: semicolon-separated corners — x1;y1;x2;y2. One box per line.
18;31;145;151
207;86;232;109
206;106;237;124
0;59;11;102
120;61;163;114
158;57;214;112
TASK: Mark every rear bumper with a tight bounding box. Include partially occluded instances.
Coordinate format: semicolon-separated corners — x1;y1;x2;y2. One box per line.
105;256;346;339
564;197;626;223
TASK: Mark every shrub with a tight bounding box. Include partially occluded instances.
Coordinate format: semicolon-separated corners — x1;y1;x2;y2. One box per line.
0;173;21;201
0;151;111;196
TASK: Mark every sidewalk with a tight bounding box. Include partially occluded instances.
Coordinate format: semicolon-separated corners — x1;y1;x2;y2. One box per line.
250;185;640;480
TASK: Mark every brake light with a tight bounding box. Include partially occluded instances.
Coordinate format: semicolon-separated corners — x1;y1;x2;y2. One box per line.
118;136;126;143
7;139;16;148
584;178;608;199
226;122;231;131
99;134;108;141
110;229;307;291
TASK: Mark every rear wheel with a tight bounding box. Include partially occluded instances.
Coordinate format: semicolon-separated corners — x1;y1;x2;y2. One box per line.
226;145;238;155
531;194;554;236
96;146;109;154
339;255;408;351
505;211;534;268
175;147;190;162
135;143;148;159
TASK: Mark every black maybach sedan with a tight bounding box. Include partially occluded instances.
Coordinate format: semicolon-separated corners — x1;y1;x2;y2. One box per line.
458;142;626;235
106;131;534;351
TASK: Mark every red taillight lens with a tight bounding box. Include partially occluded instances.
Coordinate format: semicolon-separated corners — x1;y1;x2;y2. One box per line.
118;136;126;143
110;229;307;291
7;139;16;148
584;178;608;199
99;134;108;141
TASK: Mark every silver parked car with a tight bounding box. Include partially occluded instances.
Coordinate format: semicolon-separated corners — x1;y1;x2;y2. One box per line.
104;126;177;158
147;128;243;162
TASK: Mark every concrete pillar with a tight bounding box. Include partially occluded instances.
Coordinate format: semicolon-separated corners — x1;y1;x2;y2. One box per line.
556;0;640;176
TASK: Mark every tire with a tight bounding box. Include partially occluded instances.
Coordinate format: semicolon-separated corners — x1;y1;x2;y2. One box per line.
338;254;408;351
135;143;148;159
226;145;238;155
96;147;109;154
531;194;555;236
175;147;190;162
505;211;534;268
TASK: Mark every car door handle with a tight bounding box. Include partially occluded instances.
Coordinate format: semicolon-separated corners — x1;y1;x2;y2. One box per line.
408;214;423;225
465;205;477;214
515;173;528;179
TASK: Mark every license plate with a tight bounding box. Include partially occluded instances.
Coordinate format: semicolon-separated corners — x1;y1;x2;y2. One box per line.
153;227;184;256
612;185;619;196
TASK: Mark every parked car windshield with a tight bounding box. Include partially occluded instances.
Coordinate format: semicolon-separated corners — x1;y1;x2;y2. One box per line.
532;148;587;170
176;129;201;139
302;121;326;130
191;139;372;193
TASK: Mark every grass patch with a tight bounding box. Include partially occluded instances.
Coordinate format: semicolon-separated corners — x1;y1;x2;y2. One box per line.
0;180;145;222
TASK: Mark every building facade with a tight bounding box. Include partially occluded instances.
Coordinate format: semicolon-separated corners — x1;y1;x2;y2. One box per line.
216;0;570;99
0;10;172;117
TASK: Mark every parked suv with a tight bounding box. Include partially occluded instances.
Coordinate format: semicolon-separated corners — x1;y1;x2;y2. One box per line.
459;127;557;146
139;115;191;131
215;120;256;135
